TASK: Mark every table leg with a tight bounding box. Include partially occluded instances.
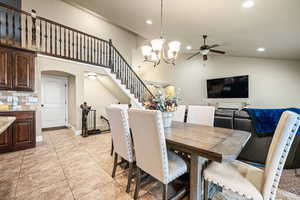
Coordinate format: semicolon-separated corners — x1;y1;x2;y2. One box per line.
190;153;207;200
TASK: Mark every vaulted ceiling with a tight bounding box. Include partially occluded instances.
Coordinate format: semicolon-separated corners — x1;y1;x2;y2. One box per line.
64;0;300;60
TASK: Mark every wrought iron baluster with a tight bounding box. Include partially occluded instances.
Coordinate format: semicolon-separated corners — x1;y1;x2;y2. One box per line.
68;29;70;57
96;40;99;65
86;36;90;62
72;31;75;58
59;26;62;55
50;23;53;53
94;38;96;64
39;19;42;50
31;10;37;48
64;28;66;56
78;33;81;60
83;35;86;61
25;14;28;47
44;21;48;53
12;11;15;45
54;25;57;55
100;41;103;65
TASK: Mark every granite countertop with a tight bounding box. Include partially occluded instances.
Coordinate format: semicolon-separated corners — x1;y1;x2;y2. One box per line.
0;107;36;112
0;117;16;135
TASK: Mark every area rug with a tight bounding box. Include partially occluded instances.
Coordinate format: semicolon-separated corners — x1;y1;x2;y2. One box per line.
213;189;300;200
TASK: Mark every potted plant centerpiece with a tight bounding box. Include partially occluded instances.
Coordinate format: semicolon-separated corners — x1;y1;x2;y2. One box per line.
144;88;179;128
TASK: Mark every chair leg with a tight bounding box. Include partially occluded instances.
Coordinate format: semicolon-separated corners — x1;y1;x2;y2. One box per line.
134;167;141;200
110;139;114;156
204;180;209;200
126;162;134;193
112;153;118;178
162;183;168;200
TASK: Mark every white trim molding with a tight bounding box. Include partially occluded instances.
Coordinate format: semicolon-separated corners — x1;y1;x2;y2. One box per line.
36;135;43;142
68;123;82;136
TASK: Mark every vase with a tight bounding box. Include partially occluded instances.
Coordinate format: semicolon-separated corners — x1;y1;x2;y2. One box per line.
162;112;173;128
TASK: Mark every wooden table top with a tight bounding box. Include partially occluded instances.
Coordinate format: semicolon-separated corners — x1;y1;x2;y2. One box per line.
165;122;251;162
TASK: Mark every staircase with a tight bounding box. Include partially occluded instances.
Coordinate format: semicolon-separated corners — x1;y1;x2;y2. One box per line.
0;2;154;108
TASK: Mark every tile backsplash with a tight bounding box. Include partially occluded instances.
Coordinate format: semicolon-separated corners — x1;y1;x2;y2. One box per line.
0;91;39;108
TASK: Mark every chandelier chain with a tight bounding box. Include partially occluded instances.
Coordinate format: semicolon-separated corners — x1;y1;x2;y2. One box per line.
160;0;164;38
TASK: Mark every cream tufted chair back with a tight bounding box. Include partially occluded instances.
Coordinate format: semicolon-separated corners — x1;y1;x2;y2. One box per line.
262;111;300;200
128;109;169;184
172;105;186;122
187;105;215;126
106;107;134;162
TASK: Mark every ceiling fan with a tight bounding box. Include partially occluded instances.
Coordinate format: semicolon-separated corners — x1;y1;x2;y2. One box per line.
187;35;226;61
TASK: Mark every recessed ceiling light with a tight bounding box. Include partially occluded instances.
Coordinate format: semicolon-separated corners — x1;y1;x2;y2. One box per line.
186;45;192;50
146;20;153;25
242;0;255;8
257;47;266;52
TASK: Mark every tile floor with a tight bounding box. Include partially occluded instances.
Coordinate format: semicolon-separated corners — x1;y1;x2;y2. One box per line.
0;129;299;200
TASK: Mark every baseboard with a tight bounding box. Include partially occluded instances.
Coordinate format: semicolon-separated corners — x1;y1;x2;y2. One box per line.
67;123;82;136
42;126;68;132
36;135;43;142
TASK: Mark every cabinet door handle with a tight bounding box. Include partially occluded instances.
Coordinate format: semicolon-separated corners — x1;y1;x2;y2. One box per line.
41;104;44;107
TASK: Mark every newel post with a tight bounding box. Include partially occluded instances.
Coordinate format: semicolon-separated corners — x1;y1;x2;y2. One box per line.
31;9;37;48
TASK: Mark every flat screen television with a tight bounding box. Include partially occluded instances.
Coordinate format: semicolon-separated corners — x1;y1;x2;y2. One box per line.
207;75;249;98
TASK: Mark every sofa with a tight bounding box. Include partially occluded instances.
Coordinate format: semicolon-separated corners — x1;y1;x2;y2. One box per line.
214;109;300;169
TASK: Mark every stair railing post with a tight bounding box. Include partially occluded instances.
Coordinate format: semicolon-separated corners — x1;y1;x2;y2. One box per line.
108;39;113;70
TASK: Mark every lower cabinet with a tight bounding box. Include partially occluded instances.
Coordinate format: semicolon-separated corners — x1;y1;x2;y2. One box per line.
0;111;36;153
0;126;12;152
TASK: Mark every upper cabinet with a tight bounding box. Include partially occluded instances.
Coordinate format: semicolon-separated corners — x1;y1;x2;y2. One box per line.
0;48;13;90
0;46;35;92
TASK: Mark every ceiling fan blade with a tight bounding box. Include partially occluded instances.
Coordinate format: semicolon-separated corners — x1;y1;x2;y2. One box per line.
186;52;201;60
210;49;226;54
208;44;220;49
203;55;208;61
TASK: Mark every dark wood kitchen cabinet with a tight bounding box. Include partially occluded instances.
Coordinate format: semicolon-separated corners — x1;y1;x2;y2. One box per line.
0;111;36;153
0;46;35;91
0;47;13;90
0;126;13;152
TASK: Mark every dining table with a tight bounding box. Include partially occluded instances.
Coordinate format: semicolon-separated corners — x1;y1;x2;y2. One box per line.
164;121;251;200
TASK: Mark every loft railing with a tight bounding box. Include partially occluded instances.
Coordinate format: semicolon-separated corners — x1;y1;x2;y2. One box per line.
0;2;154;103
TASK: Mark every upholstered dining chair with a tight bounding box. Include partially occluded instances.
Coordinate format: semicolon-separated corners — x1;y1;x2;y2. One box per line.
172;105;186;122
109;104;129;156
187;105;215;126
203;111;300;200
106;106;134;193
128;109;188;200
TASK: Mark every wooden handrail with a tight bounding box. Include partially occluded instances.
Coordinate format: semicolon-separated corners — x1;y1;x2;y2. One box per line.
0;2;31;15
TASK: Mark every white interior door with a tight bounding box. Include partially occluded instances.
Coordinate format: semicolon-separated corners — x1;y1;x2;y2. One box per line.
41;75;68;129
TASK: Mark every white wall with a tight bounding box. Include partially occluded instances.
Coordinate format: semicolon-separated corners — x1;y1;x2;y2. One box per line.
136;54;300;108
84;77;120;126
36;55;129;136
22;0;137;64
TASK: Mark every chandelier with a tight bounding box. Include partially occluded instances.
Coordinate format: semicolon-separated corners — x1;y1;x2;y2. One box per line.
141;0;181;67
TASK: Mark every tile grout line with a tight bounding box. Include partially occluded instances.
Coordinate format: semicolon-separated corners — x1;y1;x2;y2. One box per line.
48;131;77;200
14;151;25;199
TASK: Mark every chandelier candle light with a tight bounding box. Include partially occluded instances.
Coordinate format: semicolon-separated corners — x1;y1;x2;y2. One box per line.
141;0;181;67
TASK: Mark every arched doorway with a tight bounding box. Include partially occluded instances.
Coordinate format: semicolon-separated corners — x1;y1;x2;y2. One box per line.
41;70;76;130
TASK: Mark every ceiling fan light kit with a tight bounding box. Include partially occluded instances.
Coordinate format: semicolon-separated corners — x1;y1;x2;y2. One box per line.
186;35;226;62
141;0;181;67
